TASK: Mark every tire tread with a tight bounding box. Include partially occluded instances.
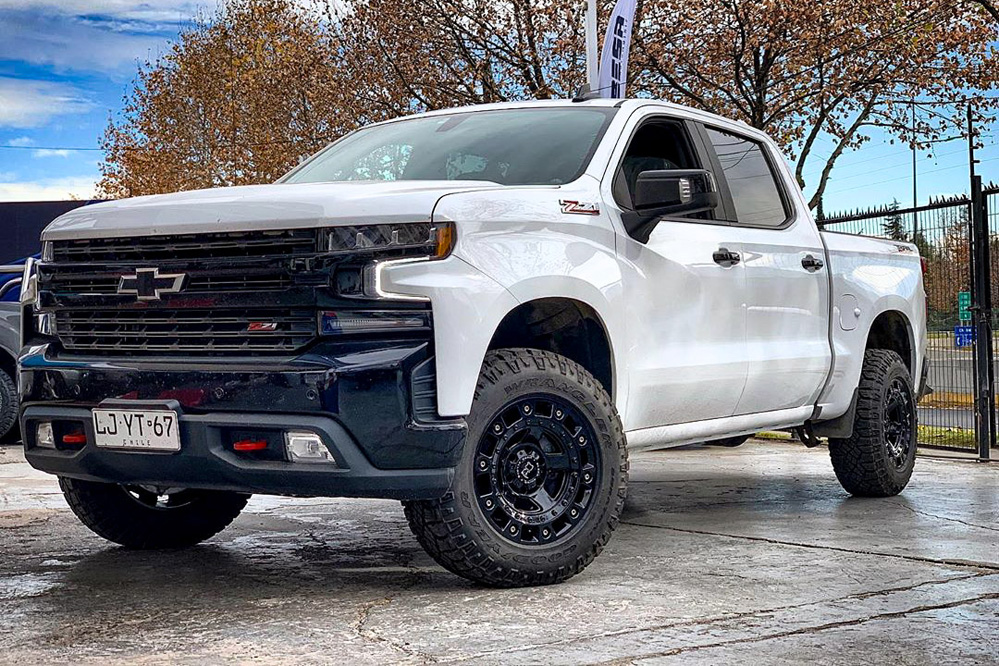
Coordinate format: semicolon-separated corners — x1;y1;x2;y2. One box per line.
60;477;249;549
829;349;915;497
404;348;628;587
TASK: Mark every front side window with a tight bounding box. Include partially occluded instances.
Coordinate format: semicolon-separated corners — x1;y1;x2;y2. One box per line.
614;119;704;215
705;127;788;228
284;108;617;187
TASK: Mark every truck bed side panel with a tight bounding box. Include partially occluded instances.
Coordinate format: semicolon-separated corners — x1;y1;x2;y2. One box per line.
817;231;927;419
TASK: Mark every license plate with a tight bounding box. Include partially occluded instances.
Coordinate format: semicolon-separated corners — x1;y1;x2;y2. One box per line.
92;409;180;451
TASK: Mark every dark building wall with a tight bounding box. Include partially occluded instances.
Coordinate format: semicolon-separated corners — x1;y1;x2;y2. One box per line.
0;200;103;263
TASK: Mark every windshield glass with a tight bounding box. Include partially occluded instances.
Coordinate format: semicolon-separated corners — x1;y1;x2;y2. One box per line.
283;107;616;186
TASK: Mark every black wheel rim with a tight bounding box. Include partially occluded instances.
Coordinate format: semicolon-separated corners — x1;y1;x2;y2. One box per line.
883;377;914;471
473;394;601;546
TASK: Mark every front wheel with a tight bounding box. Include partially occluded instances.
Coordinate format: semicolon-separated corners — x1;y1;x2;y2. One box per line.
405;348;628;587
829;349;916;497
60;477;250;549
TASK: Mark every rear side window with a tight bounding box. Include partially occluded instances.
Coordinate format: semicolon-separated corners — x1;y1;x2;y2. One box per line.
705;127;789;228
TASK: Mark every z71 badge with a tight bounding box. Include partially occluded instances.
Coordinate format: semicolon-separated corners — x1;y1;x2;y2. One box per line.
559;200;600;215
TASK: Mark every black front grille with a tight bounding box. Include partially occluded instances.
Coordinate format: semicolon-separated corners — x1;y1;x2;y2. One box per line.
41;268;293;295
54;309;315;354
51;229;318;263
43;229;323;355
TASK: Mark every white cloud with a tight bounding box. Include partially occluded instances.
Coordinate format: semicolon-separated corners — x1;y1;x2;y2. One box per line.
0;1;324;77
32;149;73;158
0;175;97;202
6;136;34;147
0;78;93;129
0;2;247;77
0;11;176;76
0;1;210;21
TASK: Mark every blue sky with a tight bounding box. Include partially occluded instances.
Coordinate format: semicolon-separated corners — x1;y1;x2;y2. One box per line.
0;1;209;201
0;0;996;213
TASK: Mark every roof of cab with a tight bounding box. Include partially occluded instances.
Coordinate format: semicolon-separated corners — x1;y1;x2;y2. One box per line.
338;97;779;157
380;97;761;140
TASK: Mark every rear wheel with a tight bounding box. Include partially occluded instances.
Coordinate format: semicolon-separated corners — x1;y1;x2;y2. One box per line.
0;367;17;441
60;477;249;548
829;349;916;497
405;348;628;587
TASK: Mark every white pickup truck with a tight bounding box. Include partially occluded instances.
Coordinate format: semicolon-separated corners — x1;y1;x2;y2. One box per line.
19;99;927;587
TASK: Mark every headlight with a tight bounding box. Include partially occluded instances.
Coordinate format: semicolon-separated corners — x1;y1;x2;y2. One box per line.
321;222;455;260
41;241;54;262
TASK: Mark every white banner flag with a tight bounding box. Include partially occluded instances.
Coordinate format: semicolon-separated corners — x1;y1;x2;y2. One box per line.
597;0;637;98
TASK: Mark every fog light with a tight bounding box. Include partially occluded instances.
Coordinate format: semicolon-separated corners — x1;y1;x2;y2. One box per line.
285;431;337;465
36;422;55;449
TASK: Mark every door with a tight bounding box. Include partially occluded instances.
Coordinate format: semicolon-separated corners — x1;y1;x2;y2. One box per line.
608;115;749;430
700;125;832;414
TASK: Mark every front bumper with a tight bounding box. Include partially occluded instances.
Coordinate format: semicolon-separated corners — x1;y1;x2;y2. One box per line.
19;340;465;500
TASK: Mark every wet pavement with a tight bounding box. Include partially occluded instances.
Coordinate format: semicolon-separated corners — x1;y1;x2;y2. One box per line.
1;440;998;665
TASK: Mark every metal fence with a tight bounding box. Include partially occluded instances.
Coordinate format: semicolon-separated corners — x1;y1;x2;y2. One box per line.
819;184;999;455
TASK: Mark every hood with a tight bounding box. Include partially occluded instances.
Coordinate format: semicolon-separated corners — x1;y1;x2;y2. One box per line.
42;180;502;241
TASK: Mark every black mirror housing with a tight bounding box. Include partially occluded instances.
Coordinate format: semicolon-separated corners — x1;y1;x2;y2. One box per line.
633;169;719;214
623;169;721;244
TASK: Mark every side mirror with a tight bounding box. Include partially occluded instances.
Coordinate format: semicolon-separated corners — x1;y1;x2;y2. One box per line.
633;169;719;214
624;169;721;243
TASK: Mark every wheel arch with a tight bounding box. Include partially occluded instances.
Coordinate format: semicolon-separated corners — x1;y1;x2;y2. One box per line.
0;346;15;380
865;308;915;376
487;297;617;401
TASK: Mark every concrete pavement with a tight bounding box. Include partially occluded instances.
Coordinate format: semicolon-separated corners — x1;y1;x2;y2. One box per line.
1;441;998;665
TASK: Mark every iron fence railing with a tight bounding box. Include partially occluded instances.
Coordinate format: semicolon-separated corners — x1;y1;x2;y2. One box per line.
818;184;998;452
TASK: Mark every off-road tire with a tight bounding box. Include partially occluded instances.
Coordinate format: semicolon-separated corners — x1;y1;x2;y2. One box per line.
829;349;916;497
60;477;250;549
404;348;628;587
705;435;750;447
0;367;17;441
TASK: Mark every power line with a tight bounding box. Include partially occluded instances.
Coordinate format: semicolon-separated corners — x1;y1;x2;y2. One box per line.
814;144;985;183
1;135;337;152
0;145;101;151
834;155;999;192
802;137;999;178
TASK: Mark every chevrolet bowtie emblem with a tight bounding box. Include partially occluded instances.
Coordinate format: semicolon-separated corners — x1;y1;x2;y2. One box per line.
118;267;187;301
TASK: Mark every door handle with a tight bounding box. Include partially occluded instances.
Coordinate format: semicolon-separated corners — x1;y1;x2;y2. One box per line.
713;248;741;267
801;254;825;272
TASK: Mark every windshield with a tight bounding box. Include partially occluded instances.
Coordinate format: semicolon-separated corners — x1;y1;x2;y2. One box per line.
283;107;616;187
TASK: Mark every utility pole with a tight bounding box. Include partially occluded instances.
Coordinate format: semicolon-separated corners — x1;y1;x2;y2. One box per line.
911;101;919;243
911;102;918;210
